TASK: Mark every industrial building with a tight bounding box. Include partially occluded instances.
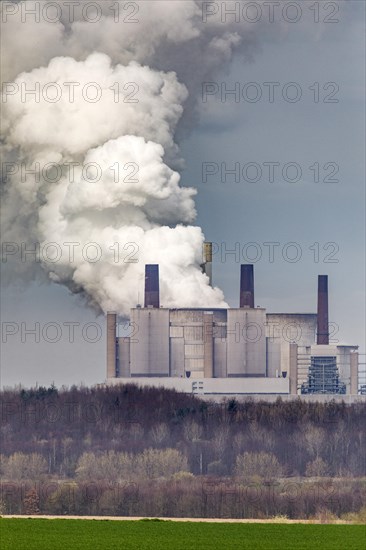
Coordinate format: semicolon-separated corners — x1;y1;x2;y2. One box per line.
106;244;361;399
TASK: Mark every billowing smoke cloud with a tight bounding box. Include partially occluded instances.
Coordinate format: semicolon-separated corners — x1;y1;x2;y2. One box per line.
0;0;334;315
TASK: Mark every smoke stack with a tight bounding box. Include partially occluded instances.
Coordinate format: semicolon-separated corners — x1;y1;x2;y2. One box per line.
201;242;213;286
144;264;160;308
317;275;329;345
240;264;254;308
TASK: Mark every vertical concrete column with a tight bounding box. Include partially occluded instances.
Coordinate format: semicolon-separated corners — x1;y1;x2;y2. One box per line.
289;343;298;395
106;312;117;379
203;312;214;378
117;337;130;377
350;352;358;395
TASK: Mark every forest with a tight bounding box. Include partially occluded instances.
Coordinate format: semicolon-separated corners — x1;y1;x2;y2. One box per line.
1;384;365;519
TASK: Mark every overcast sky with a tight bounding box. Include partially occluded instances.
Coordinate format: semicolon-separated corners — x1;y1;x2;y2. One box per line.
1;1;365;388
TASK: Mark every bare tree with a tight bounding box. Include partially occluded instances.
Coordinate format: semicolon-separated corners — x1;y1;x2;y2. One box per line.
4;453;47;480
305;457;329;477
150;422;170;446
304;426;325;460
183;420;203;442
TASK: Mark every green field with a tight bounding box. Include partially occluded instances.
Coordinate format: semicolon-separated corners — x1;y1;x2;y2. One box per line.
0;519;365;550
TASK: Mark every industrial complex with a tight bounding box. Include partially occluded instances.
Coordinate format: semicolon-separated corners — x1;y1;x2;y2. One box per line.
106;244;362;400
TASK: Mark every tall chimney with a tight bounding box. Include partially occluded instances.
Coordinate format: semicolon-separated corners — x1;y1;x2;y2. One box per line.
240;264;254;308
317;275;329;345
144;264;160;308
106;312;117;378
201;242;213;286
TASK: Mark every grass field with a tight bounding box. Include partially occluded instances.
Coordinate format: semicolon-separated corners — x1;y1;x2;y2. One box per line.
1;518;365;550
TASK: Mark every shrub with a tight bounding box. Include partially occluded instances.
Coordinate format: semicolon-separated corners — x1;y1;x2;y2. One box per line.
171;471;195;482
75;448;188;481
136;448;188;479
235;452;283;480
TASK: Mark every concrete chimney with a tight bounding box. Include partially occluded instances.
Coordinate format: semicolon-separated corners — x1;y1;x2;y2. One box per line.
317;275;329;345
201;242;213;286
106;312;117;379
240;264;254;308
144;264;160;308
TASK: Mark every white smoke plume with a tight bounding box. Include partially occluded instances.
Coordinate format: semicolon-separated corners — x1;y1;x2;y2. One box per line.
0;0;336;315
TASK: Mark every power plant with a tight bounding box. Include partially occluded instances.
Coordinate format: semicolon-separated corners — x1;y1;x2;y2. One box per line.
106;244;361;400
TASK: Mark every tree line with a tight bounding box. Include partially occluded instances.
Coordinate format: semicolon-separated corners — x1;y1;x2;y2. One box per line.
0;384;365;518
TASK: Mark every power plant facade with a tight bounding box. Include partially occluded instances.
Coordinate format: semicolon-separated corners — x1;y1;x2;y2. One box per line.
106;244;360;399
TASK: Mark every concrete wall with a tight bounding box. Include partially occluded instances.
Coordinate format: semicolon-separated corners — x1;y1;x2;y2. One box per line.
214;339;227;378
337;346;351;391
266;340;281;378
130;308;170;376
297;345;312;390
171;309;205;378
170;338;184;377
169;309;228;379
266;313;317;378
266;314;317;347
117;337;130;377
226;308;266;377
